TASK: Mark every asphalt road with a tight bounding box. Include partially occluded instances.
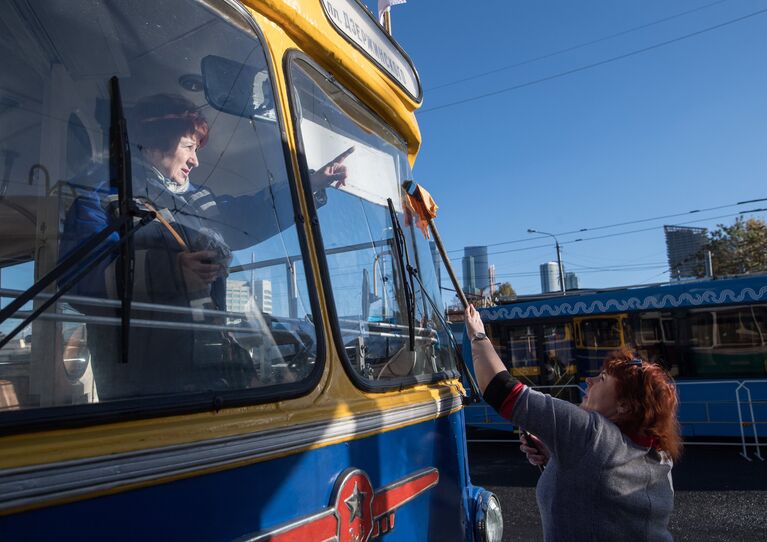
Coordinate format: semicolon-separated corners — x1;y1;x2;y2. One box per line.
467;433;767;542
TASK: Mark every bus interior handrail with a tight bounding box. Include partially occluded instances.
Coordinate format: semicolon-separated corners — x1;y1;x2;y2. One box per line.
0;287;265;322
337;317;437;337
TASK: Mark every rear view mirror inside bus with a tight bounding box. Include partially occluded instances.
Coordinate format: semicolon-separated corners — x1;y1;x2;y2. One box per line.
201;54;276;121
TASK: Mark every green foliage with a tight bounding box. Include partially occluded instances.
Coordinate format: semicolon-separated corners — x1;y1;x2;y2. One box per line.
703;217;767;276
494;282;517;302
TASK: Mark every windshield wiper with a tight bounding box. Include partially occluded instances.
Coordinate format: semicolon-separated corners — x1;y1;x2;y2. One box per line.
109;76;134;364
392;184;482;402
386;196;481;402
0;77;153;355
406;260;481;404
387;198;416;356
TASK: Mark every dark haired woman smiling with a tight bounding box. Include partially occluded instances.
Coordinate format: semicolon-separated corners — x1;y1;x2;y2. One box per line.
465;304;681;542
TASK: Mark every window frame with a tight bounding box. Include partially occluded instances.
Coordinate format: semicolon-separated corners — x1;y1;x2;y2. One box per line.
0;0;327;434
579;317;622;349
284;51;459;393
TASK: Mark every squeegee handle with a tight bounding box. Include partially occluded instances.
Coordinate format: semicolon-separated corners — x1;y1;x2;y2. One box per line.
427;218;469;309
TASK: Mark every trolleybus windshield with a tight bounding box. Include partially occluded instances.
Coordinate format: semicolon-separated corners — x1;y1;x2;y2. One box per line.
0;0;320;418
288;57;458;388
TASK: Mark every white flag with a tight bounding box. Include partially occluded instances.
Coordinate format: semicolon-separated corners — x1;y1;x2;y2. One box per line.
378;0;407;24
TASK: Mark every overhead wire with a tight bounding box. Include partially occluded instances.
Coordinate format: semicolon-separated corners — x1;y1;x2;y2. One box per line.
559;209;761;246
554;198;767;237
637;246;712;284
445;210;739;260
426;0;730;92
443;208;767;287
563;260;668;271
562;249;668;268
446;197;767;253
419;7;767;114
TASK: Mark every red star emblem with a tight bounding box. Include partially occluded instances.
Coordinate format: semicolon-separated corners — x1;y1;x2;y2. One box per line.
248;467;439;541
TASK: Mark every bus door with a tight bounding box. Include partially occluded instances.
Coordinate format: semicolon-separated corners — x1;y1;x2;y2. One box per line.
635;311;678;375
539;322;577;400
660;314;679;375
688;309;715;376
506;324;540;385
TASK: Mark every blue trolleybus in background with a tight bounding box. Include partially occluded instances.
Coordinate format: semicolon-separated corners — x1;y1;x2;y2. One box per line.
0;1;502;540
463;274;767;457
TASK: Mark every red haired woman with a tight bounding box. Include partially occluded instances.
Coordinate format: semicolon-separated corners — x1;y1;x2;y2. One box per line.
465;305;681;541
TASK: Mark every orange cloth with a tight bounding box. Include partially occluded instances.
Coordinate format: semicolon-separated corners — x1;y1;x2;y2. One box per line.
405;184;438;239
410;184;438;220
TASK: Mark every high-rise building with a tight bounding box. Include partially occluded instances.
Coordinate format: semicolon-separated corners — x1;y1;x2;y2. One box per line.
540;262;561;293
226;279;273;316
488;265;496;295
225;279;251;314
251;279;273;314
664;225;707;280
565;272;579;290
462;246;489;296
429;241;442;291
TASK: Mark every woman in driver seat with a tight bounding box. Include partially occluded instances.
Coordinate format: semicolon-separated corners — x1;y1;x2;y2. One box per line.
60;93;351;399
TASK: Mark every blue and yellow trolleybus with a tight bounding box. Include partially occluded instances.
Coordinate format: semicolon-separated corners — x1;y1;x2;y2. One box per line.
464;275;767;445
0;1;502;539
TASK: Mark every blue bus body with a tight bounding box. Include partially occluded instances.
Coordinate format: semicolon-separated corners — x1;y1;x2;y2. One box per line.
463;275;767;439
2;408;481;541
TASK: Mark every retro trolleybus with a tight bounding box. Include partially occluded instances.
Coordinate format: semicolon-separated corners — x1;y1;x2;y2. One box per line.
0;1;502;540
464;275;767;446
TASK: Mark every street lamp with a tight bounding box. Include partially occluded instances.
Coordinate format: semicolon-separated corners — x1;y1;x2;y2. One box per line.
527;228;566;294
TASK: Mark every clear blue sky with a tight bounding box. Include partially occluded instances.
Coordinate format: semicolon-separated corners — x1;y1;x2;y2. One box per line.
366;0;767;297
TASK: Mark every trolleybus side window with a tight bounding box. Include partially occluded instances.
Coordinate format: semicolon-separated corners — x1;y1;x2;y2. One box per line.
486;323;507;363
0;0;320;415
579;318;622;348
661;318;676;343
621;318;634;348
689;312;714;347
288;57;458;387
508;325;538;377
638;317;662;344
542;324;574;369
717;308;765;347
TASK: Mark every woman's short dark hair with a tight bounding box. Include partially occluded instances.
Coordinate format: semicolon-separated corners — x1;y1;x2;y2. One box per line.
604;347;683;461
130;94;209;153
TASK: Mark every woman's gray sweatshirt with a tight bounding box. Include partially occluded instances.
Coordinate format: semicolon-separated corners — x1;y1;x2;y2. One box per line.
508;385;674;541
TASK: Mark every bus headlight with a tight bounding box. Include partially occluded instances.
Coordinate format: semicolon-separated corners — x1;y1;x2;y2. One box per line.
63;349;90;381
62;325;90;381
474;489;503;542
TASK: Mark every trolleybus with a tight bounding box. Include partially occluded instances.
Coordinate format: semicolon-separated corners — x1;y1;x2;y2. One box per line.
464;274;767;443
0;1;502;540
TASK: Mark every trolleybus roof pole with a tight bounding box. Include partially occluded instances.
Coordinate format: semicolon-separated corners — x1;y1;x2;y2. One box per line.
382;10;391;33
402;181;480;402
402;182;468;309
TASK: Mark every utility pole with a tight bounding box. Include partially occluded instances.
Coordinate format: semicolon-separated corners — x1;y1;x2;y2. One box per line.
528;229;566;295
704;250;714;278
555;239;565;293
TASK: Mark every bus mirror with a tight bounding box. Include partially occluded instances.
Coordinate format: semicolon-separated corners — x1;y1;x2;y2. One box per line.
201;55;275;121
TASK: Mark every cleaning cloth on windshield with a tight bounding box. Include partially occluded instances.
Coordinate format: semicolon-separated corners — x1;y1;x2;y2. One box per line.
405;184;438;238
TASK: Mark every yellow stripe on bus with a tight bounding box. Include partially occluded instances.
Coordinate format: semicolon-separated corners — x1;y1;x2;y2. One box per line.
511;366;540;377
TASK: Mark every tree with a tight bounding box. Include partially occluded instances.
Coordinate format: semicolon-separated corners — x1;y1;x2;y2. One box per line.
701;217;767;276
493;282;517;303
